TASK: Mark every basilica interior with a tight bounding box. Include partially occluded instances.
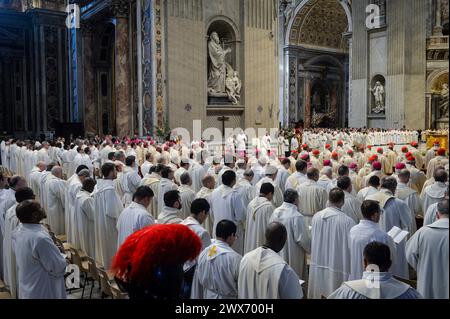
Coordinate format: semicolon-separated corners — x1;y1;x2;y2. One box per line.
0;0;448;138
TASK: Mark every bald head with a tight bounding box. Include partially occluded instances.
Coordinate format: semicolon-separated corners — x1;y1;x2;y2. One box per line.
51;166;63;179
37;161;46;172
264;222;287;253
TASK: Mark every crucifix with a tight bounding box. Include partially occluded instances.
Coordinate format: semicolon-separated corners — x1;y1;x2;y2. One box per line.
217;116;230;136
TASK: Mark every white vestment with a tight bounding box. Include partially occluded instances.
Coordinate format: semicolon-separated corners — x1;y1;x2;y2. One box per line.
178;185;196;220
73;190;96;259
254;177;283;208
45;175;66;235
396;183;422;234
308;206;356;299
140;173;160;219
157;178;178;214
244;197;275;254
234;178;254;208
2;203;20;297
157;206;183;224
65;174;82;247
285;172;307;190
117;201;155;248
406;218;449;299
118;166;142;207
341;191;363;224
269;202;311;280
296;180;328;226
420;182;447;214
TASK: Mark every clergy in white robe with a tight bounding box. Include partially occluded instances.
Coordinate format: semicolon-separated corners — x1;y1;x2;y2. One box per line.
73;178;96;259
118;156;142;207
274;159;291;193
140;152;153;176
191;220;242;299
234;169;254;208
210;171;246;255
406;199;449;299
348;200;396;281
174;159;190;185
13;200;67;299
178;172;196;220
29;162;46;200
238;222;303;299
158;190;183;224
420;169;448;213
189;156;208;193
329;242;421;299
45;166;66;235
366;177;412;278
117;186;155;248
308;188;356;299
253;165;283;208
317;166;333;190
296;168;328;226
140;165;162;219
285;160;308;190
93;163;124;269
425;143;440;169
2;187;35;298
337;176;363;223
426;149;449;180
269;189;311;281
157;167;178;214
196;175;216;236
357;175;380;202
396;169;422;235
244;183;275;254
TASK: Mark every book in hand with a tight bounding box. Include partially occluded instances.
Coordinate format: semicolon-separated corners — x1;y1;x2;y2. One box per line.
387;226;409;244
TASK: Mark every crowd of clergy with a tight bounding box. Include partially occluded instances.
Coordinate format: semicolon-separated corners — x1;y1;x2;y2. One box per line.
0;129;448;300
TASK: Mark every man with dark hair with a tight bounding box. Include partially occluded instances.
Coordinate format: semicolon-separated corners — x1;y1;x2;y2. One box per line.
297;167;328;226
244;183;275;254
3;187;35;297
270;189;311;281
357;175;380;202
191;219;242;299
107;152;116;163
276;158;292;193
308;188;356;299
254;165;283;207
117;186;155;247
239;222;303;299
157;166;178;214
158;190;183;224
141;152;154;176
119;155;142;207
181;198;211;250
337;176;363;223
285;160;307;190
348;200;395;281
211;170;246;254
94;163;123;269
406;198;449;299
12;200;68;299
329;242;421;299
73;178;97;259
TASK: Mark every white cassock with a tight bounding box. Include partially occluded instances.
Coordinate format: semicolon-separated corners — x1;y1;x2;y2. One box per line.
317;175;333;190
216;166;232;187
29;168;42;200
234;178;254;208
296;180;328;226
117;201;155;248
396;183;422;235
420;182;447;214
174;167;187;185
341;191;363;224
348;219;396;281
367;190;412;278
425;148;436;169
285;172;307;190
0;140;6;168
189;162;208;193
2;203;19;298
196;187;214;236
140;173;160;219
178;185;196;220
191;239;242;299
275;167;290;193
244;197;275;254
238;247;303;299
423;202;438;226
254;177;283;208
140;160;153;176
328;272;422;299
12;223;67;299
93;179;123;269
65;174;82;247
181;216;212;272
210;185;246;255
118;166;142;207
308;206;356;299
39;171;52;212
406;218;449;299
45;176;66;235
0;188;15;278
157;178;178;214
357;186;379;202
269;202;311;281
157;206;183;224
236;134;247;152
73;190;96;259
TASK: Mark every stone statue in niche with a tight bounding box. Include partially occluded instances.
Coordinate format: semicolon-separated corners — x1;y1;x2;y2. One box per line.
439;83;449;119
207;31;242;105
370;81;385;114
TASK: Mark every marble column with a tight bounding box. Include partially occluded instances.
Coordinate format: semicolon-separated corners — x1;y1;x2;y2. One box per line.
113;0;131;137
82;23;97;136
305;78;312;128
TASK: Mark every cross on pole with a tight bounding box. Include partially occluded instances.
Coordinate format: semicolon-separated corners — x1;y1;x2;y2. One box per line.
217;116;230;137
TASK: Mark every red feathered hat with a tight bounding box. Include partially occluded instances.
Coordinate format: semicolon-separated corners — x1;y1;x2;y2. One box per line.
112;224;201;289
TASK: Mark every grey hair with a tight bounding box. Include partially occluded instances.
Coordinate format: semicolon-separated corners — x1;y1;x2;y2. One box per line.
321;166;333;177
243;169;254;177
284;189;299;204
77;169;91;177
51;166;63;176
